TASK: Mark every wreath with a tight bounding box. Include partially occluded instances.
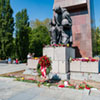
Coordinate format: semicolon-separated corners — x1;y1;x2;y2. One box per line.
37;56;52;78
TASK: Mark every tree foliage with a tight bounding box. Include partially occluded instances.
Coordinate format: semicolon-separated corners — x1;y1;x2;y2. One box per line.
29;25;50;57
30;18;50;30
15;9;31;61
92;27;100;56
0;0;14;59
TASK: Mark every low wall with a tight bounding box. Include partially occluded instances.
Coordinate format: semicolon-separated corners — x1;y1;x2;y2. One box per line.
27;59;39;69
23;59;39;75
70;61;100;73
70;72;100;82
27;59;100;73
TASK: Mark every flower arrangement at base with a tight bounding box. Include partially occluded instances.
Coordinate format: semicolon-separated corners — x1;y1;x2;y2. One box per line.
44;44;70;48
71;57;98;62
59;81;76;89
37;56;52;78
78;82;93;90
34;57;39;60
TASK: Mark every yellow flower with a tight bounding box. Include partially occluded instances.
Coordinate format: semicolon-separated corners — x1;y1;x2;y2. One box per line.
21;77;24;80
67;44;69;47
34;57;38;60
85;57;89;60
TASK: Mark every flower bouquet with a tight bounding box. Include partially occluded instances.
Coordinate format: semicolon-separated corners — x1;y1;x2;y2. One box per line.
37;56;52;78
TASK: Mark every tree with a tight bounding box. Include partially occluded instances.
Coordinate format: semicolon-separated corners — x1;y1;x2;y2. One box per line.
30;18;50;30
92;27;100;56
15;9;31;61
29;25;50;57
0;0;14;59
95;27;100;55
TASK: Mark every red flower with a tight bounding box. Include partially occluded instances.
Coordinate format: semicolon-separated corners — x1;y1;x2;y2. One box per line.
28;78;34;81
72;59;75;61
85;85;90;90
69;84;74;86
82;82;87;84
39;80;45;83
59;85;64;88
91;59;96;62
79;86;84;89
59;44;62;46
82;59;89;62
37;56;51;78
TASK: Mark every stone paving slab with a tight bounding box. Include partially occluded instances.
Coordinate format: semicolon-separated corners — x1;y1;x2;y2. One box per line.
0;77;34;100
82;95;100;100
0;64;26;74
0;77;100;100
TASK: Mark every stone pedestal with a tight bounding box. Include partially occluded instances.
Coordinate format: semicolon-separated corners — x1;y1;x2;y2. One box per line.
43;47;75;61
43;47;75;80
23;59;39;75
70;72;100;82
70;61;100;73
27;59;39;69
70;61;81;72
70;61;100;82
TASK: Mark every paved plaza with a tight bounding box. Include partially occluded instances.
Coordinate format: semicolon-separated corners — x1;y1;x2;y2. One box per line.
0;77;100;100
0;64;100;100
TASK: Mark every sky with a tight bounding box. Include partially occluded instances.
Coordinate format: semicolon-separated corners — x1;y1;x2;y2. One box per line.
10;0;100;27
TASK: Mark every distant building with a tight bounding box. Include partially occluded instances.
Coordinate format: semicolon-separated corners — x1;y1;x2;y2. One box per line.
53;0;95;57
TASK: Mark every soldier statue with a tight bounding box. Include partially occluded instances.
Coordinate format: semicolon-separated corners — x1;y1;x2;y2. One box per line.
49;5;72;46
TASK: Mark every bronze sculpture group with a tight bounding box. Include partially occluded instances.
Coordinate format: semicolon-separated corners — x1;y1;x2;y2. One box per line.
50;5;72;46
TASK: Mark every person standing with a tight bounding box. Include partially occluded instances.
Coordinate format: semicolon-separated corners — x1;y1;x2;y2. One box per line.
26;53;32;65
16;58;19;64
8;57;11;64
27;53;32;59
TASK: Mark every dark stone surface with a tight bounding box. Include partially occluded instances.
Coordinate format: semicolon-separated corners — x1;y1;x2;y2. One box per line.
50;6;72;45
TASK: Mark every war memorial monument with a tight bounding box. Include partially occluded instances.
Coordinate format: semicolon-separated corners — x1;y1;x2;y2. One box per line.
25;0;100;81
53;0;95;58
